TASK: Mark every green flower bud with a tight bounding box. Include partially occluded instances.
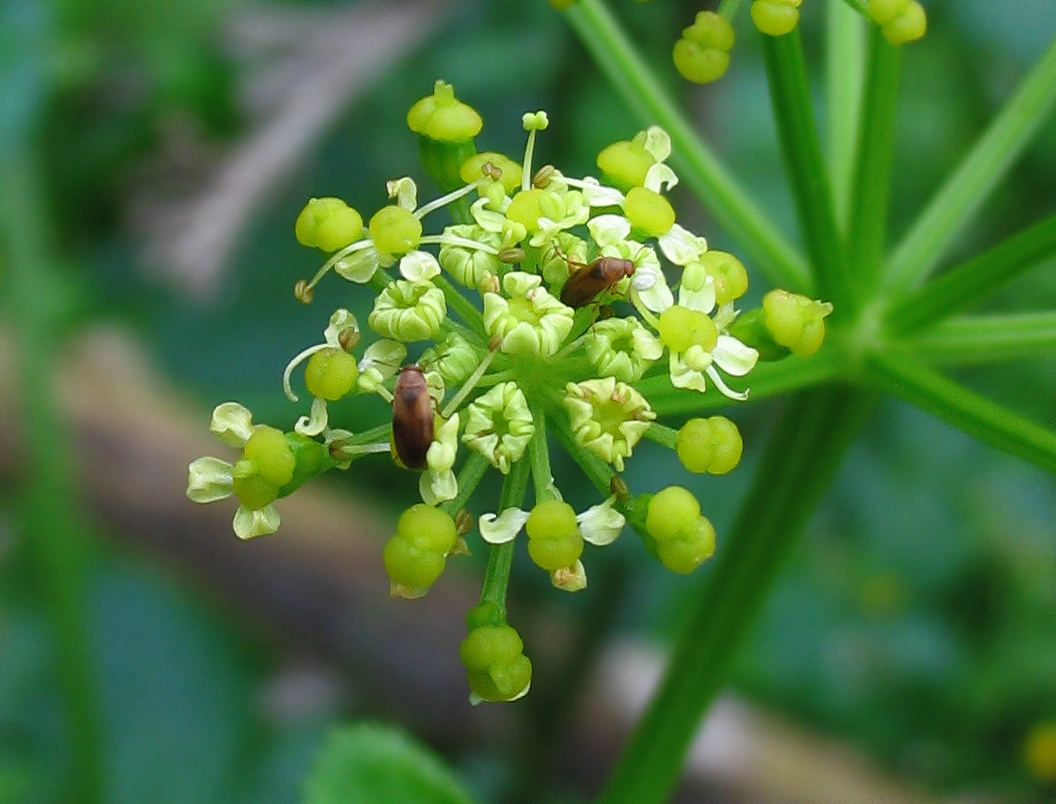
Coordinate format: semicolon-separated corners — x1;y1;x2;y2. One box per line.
460;624;532;703
645;486;700;543
304;347;359;401
420;331;480;386
369;205;423;260
762;289;833;357
368;279;447;342
461;152;523;195
483;273;574;357
397;503;458;554
624;187;676;238
658;306;717;353
750;0;802;37
657;516;716;574
383;535;447;596
676;416;743;475
406;80;483;143
699;250;749;304
295;198;363;252
243;426;296;487
879;1;926;45
673;12;735;85
525;500;584;572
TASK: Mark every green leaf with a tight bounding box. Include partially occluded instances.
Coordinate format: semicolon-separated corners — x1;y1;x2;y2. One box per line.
302;723;478;804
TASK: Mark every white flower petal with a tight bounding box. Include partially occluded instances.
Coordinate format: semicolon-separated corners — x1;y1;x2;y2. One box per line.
712;335;759;377
658;223;707;266
210;403;254;447
478;507;531;544
677;274;717;315
419;469;458;506
635;271;674;313
426;413;459;472
323;309;359;346
399;250;442;282
233;504;280;539
705;364;749;401
577;498;625;546
669;352;708;393
644;163;678;193
387;177;418;210
551;560;587;592
587;214;631;246
186;457;234;503
643;126;672;162
295;397;329;437
334;246;380;283
579;177;626;207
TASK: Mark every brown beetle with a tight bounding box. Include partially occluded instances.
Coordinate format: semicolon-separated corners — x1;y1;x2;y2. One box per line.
392;365;435;470
560;256;636;308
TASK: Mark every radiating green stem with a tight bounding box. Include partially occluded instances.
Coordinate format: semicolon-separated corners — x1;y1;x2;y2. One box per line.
847;29;901;297
867;353;1056;473
901;312;1056;366
479;457;530;617
441;452;490;518
643;422;678;449
528;402;554;503
434;274;486;337
600;388;873;804
564;0;811;292
762;32;848;307
1;150;103;804
885;38;1056;292
825;0;866;230
886;213;1056;334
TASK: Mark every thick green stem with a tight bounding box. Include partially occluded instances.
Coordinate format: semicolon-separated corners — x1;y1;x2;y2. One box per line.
884;38;1056;292
762;32;849;307
479;457;531;617
1;150;103;804
867;353;1056;473
886;213;1056;334
825;0;866;231
564;0;811;292
900;312;1056;366
847;29;901;297
599;388;873;804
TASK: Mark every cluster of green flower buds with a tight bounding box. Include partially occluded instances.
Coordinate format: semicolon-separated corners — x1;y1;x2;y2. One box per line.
187;81;831;702
673;11;735;85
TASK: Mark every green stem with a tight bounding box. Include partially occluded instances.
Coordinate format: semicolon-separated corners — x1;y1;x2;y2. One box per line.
442;452;490;517
884;38;1056;292
434;274;486;338
479;457;531;617
639;349;844;416
900;312;1056;366
528;402;554;503
716;0;746;19
762;31;848;306
643;422;678;449
886;213;1056;334
846;28;901;297
1;151;103;804
600;388;873;804
867;353;1056;473
825;0;866;231
564;0;811;292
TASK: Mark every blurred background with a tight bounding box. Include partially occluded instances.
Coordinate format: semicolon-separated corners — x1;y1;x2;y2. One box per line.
1;0;1054;802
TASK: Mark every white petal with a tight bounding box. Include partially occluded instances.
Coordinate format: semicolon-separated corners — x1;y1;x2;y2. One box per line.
323;309;359;346
705;364;749;401
426;413;459;472
579;177;626;207
210;403;254;447
712;335;760;377
233;504;280;539
669;352;708;393
635;272;674;313
551;560;587;592
658;223;707;266
587;214;631;246
387;177;418;210
577;498;625;546
643;126;672;162
295;397;329;437
644;163;678;193
334;246;380;283
678;274;717;314
399;250;441;282
186;457;234;503
478;507;531;544
419;470;458;506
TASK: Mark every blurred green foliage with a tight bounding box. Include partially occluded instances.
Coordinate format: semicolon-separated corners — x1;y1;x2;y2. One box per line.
0;0;1053;801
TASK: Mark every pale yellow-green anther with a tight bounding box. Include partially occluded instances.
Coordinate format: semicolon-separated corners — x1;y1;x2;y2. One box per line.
483;272;575;357
420;331;479;386
750;0;803;37
676;416;743;475
461;152;523;195
295;197;363;253
439;224;503;289
522;111;549;132
584;317;663;383
624;187;676;238
406;80;483;143
368;279;447;342
700;250;748;305
462;381;534;473
679;261;718;316
369;205;423;260
563;377;655;471
762;289;833;357
210;402;254;448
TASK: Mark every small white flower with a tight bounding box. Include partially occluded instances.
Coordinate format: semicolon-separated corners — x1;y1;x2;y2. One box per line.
577;496;625;546
210;403;254;448
479;507;532;544
658;223;708;266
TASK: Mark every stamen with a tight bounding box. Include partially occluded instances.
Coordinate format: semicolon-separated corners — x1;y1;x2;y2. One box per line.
442;343;500;419
414;179;489;220
705;364;749;401
282;344;331;402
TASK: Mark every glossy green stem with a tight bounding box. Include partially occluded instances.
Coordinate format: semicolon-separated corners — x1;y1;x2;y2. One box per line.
901;312;1056;366
479;457;530;618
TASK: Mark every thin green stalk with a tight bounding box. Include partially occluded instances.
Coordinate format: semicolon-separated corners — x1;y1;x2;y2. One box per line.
434;275;486;337
564;0;811;292
846;28;901;296
528;401;554;502
762;32;849;307
600;388;873;804
479;457;531;617
639;349;844;416
867;353;1056;473
441;452;490;518
886;213;1056;334
884;38;1056;293
643;422;678;449
1;151;103;804
901;312;1056;365
825;0;866;230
